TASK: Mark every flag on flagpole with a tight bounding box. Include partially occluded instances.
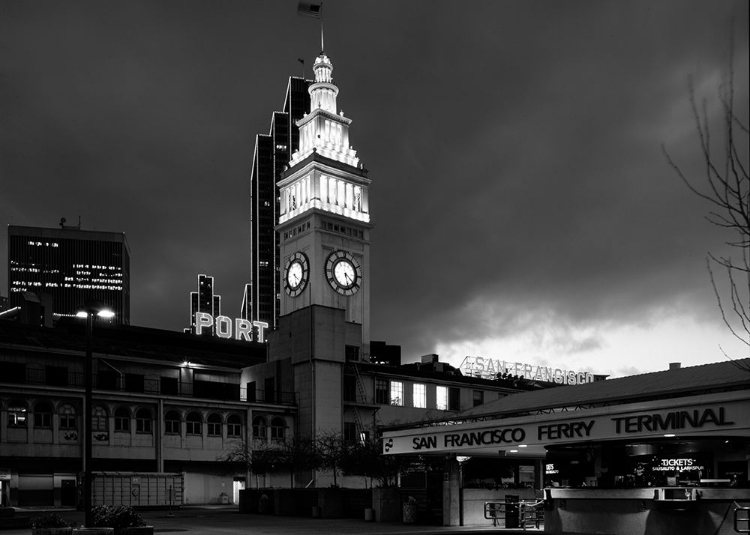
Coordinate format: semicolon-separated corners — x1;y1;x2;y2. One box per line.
297;1;322;18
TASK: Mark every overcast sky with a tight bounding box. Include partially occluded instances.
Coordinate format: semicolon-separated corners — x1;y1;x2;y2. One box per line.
2;1;748;378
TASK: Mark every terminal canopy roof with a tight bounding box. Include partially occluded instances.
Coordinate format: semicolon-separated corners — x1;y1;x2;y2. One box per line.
381;359;750;458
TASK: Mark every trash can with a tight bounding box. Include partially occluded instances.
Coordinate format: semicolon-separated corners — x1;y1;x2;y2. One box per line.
505;495;519;528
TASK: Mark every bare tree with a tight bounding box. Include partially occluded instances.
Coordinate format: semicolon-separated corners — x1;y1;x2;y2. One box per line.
663;35;749;367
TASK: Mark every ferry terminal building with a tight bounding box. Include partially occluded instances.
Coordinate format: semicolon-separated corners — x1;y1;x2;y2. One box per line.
382;358;750;534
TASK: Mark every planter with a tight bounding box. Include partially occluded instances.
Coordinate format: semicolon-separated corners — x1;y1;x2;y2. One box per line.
402;503;417;524
33;529;73;535
364;507;374;522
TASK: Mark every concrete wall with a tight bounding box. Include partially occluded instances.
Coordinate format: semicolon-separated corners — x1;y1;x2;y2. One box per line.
546;490;750;535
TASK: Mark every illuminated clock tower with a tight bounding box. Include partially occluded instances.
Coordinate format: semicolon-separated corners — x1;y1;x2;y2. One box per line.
269;51;372;445
276;52;372;349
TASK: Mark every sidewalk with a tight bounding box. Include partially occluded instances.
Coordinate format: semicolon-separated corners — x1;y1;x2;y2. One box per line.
5;505;544;535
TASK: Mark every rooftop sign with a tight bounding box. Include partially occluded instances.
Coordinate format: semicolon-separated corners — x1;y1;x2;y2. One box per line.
460;356;594;385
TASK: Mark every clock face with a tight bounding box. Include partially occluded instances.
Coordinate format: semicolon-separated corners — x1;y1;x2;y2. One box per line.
325;250;361;296
284;252;309;297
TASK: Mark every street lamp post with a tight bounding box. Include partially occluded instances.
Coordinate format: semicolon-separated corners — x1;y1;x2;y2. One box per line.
77;302;114;528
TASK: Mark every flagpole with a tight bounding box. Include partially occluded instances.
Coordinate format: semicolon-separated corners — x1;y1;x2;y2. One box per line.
320;2;324;52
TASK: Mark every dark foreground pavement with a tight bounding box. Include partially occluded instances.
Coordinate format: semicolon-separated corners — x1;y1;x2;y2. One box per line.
5;505;544;535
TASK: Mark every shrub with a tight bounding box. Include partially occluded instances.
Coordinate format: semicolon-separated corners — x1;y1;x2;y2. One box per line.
31;513;75;528
91;505;146;528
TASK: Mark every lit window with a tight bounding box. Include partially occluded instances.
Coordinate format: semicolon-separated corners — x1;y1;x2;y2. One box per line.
413;384;426;408
8;400;28;427
390;381;403;407
436;386;448;410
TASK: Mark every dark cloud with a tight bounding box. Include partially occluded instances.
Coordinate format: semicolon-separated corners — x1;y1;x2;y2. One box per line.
1;0;747;375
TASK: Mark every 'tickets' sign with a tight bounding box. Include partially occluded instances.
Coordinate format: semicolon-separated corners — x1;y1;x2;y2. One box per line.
382;400;746;455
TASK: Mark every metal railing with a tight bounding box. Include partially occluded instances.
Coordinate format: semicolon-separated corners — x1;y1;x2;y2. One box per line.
484;500;544;530
736;505;749;534
6;370;297;405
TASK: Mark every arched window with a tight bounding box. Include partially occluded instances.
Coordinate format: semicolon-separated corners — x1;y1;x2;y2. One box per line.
207;413;222;437
252;416;267;440
92;405;108;432
164;410;181;435
186;412;202;435
34;401;53;429
227;414;242;438
59;404;76;430
7;399;28;427
270;417;285;441
135;408;152;433
114;407;130;432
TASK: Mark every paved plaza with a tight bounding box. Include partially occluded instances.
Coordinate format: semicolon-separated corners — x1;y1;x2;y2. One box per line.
3;505;546;535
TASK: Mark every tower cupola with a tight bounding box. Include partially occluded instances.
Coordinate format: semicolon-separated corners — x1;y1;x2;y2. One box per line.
289;53;360;169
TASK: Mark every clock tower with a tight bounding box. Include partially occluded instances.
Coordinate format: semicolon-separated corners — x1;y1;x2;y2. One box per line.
267;51;372;446
276;52;372;350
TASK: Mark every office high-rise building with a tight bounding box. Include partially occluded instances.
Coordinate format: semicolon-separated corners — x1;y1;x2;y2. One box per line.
248;77;311;331
186;273;221;336
7;224;130;324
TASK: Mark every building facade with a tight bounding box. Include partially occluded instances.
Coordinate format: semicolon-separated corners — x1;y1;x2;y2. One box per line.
248;77;311;332
7;224;130;325
0;319;275;507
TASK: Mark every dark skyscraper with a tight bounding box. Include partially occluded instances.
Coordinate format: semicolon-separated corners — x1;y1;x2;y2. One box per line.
7;224;130;324
186;273;221;336
248;77;311;331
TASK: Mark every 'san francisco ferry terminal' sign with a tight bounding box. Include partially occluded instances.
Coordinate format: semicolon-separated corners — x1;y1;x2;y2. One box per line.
460;356;594;385
382;399;749;455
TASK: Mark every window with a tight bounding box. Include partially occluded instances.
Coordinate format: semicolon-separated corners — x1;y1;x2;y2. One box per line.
390;381;403;406
473;390;484;407
252;416;267;440
413;384;426;408
343;375;357;402
59;404;76;429
135;408;152;433
165;410;181;435
343;422;357;442
161;376;178;395
375;379;389;404
207;413;222;437
186;412;202;435
270;417;285;441
264;377;275;403
34;401;53;428
246;381;257;402
7;400;27;427
46;365;68;387
125;373;144;393
449;387;461;411
114;407;130;432
92;406;108;432
436;386;448;410
345;345;360;361
227;414;242;438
